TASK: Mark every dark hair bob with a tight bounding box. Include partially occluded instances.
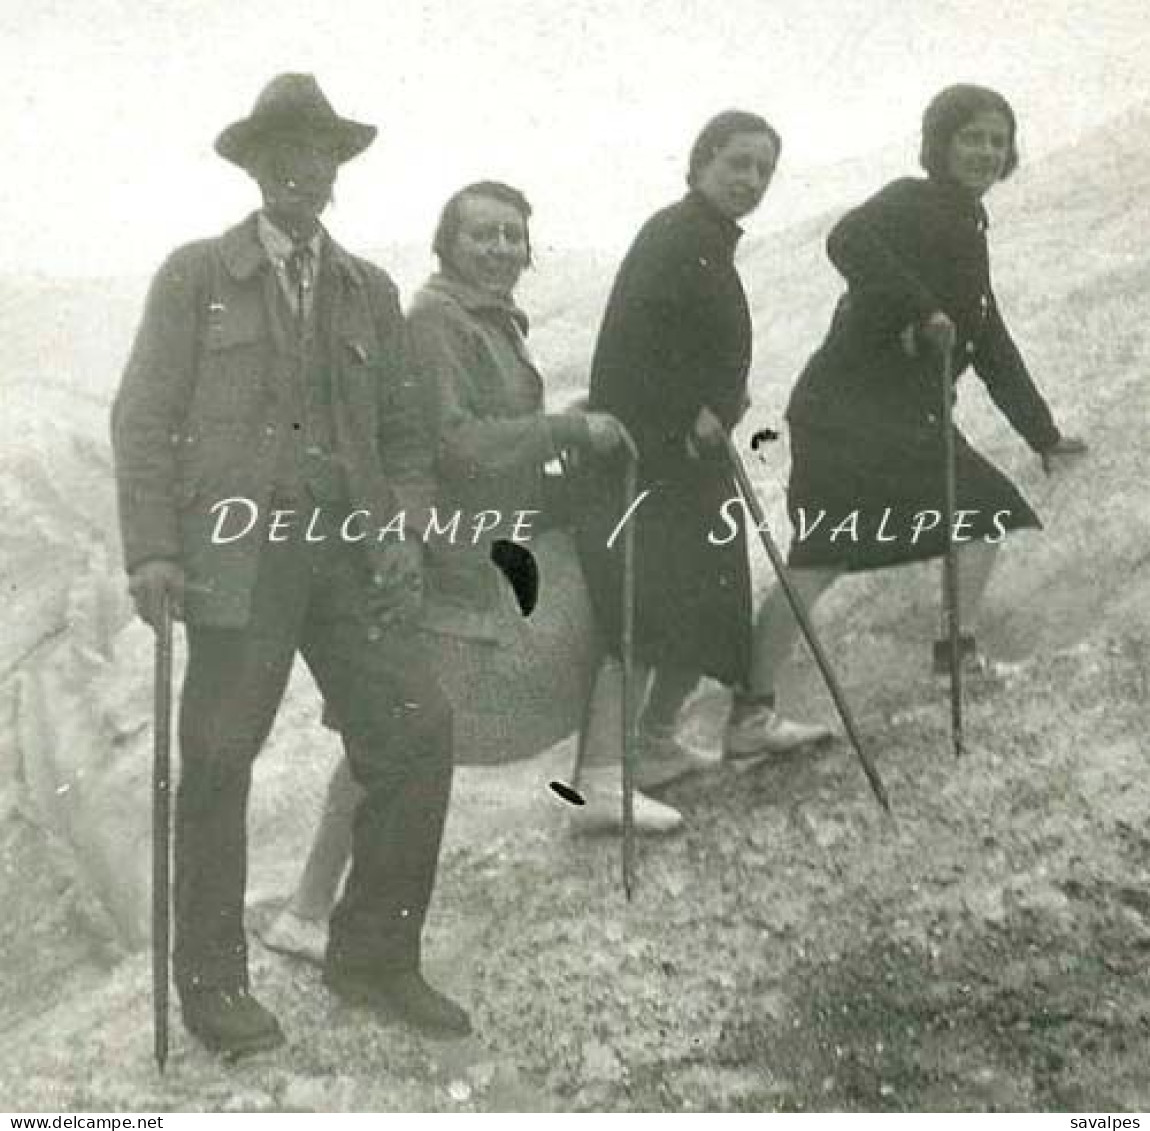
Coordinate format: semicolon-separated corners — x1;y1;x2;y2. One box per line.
919;83;1019;182
686;109;781;188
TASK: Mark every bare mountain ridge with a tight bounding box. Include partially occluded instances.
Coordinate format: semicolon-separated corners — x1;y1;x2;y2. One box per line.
2;95;1145;401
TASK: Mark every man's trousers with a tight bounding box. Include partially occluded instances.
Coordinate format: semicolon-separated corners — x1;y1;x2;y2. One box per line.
172;516;452;995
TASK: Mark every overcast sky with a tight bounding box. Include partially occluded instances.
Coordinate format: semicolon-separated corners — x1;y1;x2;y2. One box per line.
2;0;1147;278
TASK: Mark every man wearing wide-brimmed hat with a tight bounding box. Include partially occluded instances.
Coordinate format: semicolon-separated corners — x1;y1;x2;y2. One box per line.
112;74;469;1057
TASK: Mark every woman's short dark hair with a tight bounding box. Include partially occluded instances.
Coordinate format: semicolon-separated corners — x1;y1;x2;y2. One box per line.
920;84;1019;182
432;180;534;271
686;110;781;188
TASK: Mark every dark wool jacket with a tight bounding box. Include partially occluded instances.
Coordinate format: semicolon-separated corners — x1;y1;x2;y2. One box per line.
111;214;434;627
577;190;753;686
787;176;1062;453
588;189;751;479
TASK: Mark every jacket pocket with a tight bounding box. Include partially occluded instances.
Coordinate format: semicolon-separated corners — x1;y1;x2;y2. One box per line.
336;334;382;425
194;307;271;422
205;303;266;350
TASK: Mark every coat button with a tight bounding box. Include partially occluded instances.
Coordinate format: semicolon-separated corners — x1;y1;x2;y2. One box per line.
372;572;386;588
366;626;382;642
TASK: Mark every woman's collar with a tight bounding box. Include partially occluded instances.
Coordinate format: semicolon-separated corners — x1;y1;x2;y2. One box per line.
928;176;992;228
423;271;530;332
684;189;745;244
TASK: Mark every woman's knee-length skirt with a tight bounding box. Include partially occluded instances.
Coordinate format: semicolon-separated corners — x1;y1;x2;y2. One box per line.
786;418;1041;572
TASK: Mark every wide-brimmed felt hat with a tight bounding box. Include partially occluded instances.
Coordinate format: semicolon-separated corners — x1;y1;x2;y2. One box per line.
215;73;377;169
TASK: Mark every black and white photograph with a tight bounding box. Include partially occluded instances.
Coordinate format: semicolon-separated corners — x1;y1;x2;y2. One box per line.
1;0;1147;1115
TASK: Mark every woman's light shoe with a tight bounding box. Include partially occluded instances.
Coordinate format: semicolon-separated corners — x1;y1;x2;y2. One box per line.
258;908;328;966
569;766;684;835
633;726;715;791
723;707;834;761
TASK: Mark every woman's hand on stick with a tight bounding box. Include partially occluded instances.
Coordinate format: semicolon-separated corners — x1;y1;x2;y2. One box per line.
920;311;957;357
686;404;726;460
584;412;637;459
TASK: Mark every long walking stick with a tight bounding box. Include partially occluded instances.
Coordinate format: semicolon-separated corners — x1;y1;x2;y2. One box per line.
722;434;891;813
620;451;639;899
152;592;174;1073
938;346;965;758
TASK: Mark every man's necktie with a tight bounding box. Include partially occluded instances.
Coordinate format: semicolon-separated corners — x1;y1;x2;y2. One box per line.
284;243;314;318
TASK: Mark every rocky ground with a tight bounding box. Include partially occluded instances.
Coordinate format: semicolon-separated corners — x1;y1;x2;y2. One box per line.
1;615;1147;1112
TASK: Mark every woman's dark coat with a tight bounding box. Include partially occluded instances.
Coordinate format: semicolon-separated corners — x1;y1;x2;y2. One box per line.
576;191;753;687
785;175;1062;570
